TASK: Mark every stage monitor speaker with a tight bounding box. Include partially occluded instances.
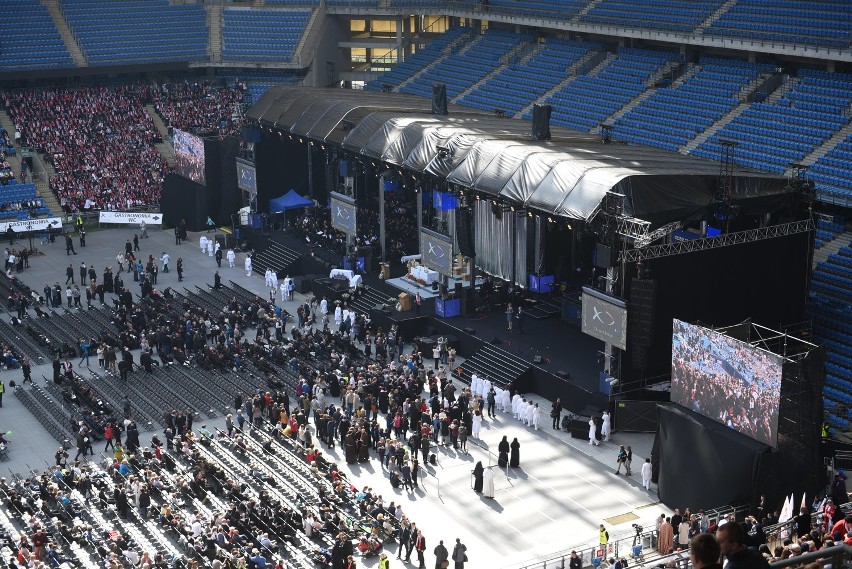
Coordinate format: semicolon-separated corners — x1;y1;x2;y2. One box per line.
225;234;236;248
454;282;462;295
533;355;543;364
556;371;570;379
532;104;552;141
463;327;476;335
570;417;590;439
491;337;501;345
594;243;614;268
432;83;448;115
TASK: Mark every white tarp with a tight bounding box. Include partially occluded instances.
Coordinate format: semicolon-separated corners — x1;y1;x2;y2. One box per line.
0;217;63;233
99;211;163;225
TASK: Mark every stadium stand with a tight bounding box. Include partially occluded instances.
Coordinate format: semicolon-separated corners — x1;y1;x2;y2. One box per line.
2;86;167;212
456;38;599;117
221;8;312;63
581;0;724;32
613;57;775;152
693;69;852;174
364;26;474;92
0;0;73;71
217;70;306;102
808;134;852;205
400;29;533;101
535;47;679;133
60;0;207;66
151;82;245;137
705;0;852;49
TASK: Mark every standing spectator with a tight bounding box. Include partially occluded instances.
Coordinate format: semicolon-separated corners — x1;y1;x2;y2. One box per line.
551;398;562;430
642;458;653;491
451;538;467;569
161;252;170;273
65;234;76;255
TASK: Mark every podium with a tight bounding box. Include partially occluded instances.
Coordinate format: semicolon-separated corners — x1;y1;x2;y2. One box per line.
398;292;412;312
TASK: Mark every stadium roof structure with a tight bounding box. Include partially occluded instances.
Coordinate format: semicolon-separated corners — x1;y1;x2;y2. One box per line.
247;86;793;226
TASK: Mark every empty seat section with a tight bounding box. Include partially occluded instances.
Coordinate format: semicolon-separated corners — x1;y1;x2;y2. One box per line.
706;0;852;48
695;69;852;174
457;38;597;116
61;0;207;65
365;27;474;92
222;8;312;62
0;0;72;70
537;47;677;133
581;0;724;32
613;57;773;152
400;29;532;101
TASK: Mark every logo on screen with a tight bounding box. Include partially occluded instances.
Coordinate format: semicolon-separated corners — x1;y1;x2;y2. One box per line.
336;206;351;221
427;241;446;259
592;306;616;327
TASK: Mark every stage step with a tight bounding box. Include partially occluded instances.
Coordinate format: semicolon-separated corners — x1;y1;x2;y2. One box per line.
351;285;396;315
456;342;532;390
252;240;302;278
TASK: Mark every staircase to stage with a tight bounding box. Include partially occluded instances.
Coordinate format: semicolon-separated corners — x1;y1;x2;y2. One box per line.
251;240;303;278
456;341;532;390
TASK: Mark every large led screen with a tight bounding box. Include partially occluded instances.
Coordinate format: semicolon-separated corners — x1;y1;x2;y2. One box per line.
236;159;256;194
420;228;453;275
671;319;783;447
330;192;357;235
581;287;627;350
173;129;206;185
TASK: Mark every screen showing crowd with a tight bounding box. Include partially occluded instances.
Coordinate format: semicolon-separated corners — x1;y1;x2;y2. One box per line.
173;128;206;185
670;319;783;447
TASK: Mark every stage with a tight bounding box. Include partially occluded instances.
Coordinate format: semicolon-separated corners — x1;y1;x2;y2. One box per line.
385;275;483;299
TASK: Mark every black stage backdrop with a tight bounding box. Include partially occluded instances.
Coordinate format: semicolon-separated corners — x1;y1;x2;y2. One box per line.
654;404;768;510
255;132;327;214
162;173;210;232
622;229;812;382
218;136;240;225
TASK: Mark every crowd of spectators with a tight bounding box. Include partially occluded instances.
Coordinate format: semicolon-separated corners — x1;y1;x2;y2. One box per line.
151;81;245;138
3;86;168;214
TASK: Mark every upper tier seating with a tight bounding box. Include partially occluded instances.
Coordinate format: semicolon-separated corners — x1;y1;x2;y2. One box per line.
809;135;852;205
217;70;306;102
400;29;532;101
222;8;312;62
581;0;724;32
705;0;852;49
457;38;598;117
693;69;852;174
61;0;207;65
0;0;73;71
612;57;774;152
538;47;678;133
364;26;474;92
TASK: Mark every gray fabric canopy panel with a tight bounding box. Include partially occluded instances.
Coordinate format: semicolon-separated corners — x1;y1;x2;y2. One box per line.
248;86;791;225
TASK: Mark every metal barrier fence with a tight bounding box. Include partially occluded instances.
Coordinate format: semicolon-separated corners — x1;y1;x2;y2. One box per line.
515;504;751;569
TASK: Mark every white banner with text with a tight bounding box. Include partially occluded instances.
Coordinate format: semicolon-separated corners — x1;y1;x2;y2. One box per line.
98;211;163;225
0;217;63;233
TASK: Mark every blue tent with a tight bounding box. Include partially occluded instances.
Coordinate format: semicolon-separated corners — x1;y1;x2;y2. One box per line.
269;189;313;213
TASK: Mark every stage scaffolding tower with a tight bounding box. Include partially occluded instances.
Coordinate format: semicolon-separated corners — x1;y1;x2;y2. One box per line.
715;139;739;233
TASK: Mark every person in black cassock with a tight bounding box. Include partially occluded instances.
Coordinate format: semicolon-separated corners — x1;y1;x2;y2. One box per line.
510;438;520;468
498;436;509;467
473;461;484;493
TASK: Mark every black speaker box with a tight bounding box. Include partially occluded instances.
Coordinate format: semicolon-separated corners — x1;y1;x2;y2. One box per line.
532;104;552;141
595;243;614;268
570;417;590;439
463;327;476;335
432;83;448;115
533;355;543;364
490;337;501;345
556;370;570;379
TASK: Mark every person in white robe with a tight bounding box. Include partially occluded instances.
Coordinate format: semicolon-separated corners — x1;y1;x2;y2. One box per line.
601;410;612;441
471;411;482;439
200;235;207;254
244;255;253;276
320;297;328;322
589;417;599;446
482;379;493;400
532;403;540;430
471;374;481;397
641;458;652;490
482;467;495;498
334;305;343;328
511;394;521;419
215;241;221;255
207;239;214;257
227;249;236;268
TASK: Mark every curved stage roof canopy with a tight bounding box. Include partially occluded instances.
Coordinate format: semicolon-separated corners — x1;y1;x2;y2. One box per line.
247;86;792;226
